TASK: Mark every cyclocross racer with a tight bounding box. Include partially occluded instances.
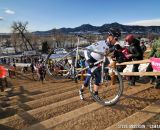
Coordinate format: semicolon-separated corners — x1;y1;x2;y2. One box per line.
79;28;121;100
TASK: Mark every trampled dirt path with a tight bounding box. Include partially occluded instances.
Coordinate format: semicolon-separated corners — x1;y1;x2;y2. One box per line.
0;73;159;130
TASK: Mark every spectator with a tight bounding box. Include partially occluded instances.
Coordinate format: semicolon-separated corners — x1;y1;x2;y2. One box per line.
30;62;35;73
79;55;85;68
13;58;15;63
112;44;127;72
146;37;160;89
0;66;8;92
9;63;16;78
16;59;19;63
140;41;147;55
125;34;143;86
38;64;46;83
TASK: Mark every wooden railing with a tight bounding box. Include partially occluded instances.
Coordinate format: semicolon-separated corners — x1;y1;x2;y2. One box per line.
76;59;160;84
116;59;160;76
116;59;150;66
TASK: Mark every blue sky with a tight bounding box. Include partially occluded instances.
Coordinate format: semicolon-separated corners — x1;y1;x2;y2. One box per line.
0;0;160;33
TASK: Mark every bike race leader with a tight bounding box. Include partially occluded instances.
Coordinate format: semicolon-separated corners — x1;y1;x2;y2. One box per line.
79;28;121;100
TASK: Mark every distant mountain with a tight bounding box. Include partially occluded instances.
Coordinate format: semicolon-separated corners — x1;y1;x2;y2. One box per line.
32;22;160;36
32;24;100;36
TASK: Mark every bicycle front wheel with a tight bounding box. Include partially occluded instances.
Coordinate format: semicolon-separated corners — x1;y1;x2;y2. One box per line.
89;67;123;106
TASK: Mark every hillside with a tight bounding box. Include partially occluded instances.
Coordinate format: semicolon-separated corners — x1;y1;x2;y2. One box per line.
33;22;160;35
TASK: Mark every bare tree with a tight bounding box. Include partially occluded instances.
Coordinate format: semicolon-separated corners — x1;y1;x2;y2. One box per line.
30;34;41;50
11;21;34;51
68;35;77;49
53;31;67;48
85;34;97;45
5;39;11;47
11;33;19;53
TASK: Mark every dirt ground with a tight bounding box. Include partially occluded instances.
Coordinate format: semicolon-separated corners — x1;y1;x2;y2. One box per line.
0;72;159;130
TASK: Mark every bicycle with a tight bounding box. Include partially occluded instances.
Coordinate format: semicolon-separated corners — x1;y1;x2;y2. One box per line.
45;39;81;80
45;36;124;106
45;35;101;80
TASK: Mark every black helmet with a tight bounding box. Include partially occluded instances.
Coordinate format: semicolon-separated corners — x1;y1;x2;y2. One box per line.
108;28;121;38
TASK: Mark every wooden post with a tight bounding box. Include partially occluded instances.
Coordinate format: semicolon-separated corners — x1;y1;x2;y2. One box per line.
80;69;84;81
111;61;116;85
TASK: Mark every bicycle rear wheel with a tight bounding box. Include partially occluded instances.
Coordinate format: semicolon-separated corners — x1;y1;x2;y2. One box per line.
45;50;73;79
89;67;123;106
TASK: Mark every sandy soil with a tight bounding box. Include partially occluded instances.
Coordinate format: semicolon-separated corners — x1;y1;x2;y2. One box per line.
0;72;159;130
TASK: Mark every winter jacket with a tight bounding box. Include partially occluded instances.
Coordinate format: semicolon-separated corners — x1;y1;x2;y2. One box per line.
129;38;143;60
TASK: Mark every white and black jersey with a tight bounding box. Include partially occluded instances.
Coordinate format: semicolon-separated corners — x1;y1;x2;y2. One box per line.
84;40;109;62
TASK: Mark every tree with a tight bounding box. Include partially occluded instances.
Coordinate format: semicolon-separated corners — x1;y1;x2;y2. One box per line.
42;41;49;54
85;34;97;45
65;35;76;49
11;21;34;51
5;39;11;47
53;31;67;48
11;33;19;53
31;35;41;50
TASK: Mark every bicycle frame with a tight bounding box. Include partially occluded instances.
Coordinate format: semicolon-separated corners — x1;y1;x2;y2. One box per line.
74;56;107;83
45;35;108;81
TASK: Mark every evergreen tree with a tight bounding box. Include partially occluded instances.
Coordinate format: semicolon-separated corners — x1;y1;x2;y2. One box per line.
42;41;49;54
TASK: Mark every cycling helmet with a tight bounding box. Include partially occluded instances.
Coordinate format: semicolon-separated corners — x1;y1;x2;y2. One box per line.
125;34;135;44
108;28;121;38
